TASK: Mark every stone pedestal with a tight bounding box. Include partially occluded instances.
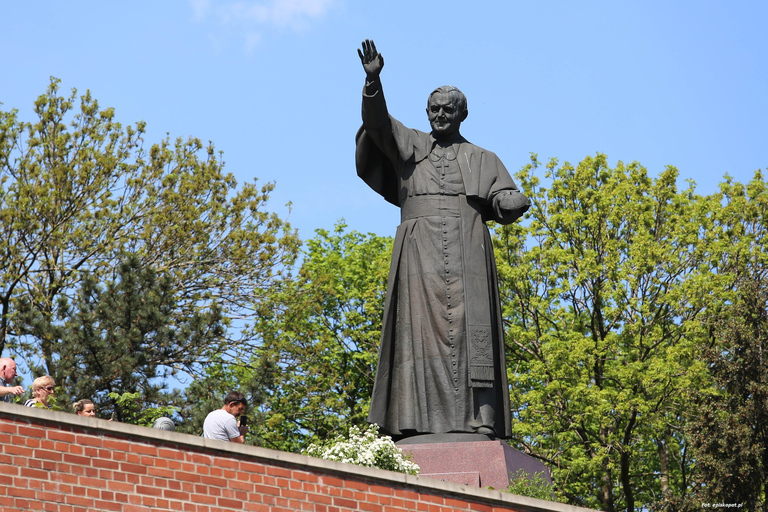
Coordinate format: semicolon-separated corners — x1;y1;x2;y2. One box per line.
398;436;550;490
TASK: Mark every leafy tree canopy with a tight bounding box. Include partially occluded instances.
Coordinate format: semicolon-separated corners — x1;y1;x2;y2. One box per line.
0;78;300;410
494;154;763;511
189;223;391;451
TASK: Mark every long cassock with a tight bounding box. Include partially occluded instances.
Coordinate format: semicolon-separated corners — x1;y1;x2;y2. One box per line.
356;79;530;439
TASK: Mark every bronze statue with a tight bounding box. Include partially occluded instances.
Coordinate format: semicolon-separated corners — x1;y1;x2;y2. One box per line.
356;39;530;440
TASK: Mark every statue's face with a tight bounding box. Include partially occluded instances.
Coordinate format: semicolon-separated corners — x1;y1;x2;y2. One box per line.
427;92;466;140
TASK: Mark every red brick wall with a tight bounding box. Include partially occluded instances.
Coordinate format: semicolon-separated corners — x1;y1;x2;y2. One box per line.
0;404;590;512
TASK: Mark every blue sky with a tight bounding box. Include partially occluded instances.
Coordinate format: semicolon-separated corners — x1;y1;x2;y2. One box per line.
2;0;767;241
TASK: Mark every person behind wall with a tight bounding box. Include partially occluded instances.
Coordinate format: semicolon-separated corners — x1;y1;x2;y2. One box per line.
0;357;24;403
203;391;249;443
74;399;96;417
24;375;56;409
153;417;175;431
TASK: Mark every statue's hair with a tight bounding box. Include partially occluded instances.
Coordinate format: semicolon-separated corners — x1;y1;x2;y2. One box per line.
428;85;467;114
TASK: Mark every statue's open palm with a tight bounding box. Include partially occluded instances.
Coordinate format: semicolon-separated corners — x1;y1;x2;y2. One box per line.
358;39;384;77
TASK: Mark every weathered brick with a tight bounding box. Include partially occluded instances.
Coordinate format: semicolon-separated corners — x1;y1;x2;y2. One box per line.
306;492;333;505
175;471;203;484
1;412;568;512
360;502;385;512
157;447;181;459
93;499;123;511
369;484;395;496
64;493;94;507
280;488;307;500
135;485;163;497
34;449;63;462
19;466;51;480
148;466;175;479
62;453;92;466
24;437;42;449
266;466;292;479
190;493;217;505
120;462;149;475
0;421;17;434
218;497;243;509
54;441;72;453
102;438;131;452
333;496;359;509
76;435;102;448
3;444;34;457
123;505;152;512
18;425;47;438
445;497;470;509
163;489;191;501
47;429;77;444
252;484;281;496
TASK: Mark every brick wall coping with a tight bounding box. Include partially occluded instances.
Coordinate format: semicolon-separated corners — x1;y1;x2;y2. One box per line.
1;402;597;512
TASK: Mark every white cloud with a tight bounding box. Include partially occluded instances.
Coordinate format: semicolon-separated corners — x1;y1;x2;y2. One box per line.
188;0;337;52
189;0;212;21
191;0;337;29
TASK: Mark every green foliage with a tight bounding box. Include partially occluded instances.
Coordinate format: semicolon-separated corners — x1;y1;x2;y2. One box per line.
108;391;179;427
175;356;276;443
304;423;420;475
686;276;768;510
19;255;225;422
495;154;725;511
244;223;391;451
505;469;559;502
0;78;299;412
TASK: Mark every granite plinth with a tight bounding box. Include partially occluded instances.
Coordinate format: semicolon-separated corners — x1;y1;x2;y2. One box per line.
399;439;550;490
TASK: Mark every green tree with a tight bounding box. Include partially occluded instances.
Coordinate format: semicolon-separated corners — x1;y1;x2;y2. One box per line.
19;255;225;422
176;355;277;442
0;78;300;388
678;172;768;510
495;154;723;511
689;276;768;510
246;223;391;452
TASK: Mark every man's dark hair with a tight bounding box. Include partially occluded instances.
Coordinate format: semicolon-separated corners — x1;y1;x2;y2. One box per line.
223;391;247;407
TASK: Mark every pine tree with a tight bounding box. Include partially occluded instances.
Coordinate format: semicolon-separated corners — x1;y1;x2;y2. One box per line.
689;276;768;510
20;255;225;422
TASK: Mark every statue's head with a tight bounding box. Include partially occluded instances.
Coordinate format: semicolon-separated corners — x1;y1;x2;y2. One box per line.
426;86;468;140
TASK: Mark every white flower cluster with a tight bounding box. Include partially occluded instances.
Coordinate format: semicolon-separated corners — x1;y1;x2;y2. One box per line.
304;424;420;475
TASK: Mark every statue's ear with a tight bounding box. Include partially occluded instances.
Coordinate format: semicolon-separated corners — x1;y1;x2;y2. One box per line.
461;109;469;122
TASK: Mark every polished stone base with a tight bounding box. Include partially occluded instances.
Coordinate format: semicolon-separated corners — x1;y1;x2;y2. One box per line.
398;438;551;490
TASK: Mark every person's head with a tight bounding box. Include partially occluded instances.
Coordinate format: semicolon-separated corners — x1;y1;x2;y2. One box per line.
153;417;175;431
426;86;468;140
222;391;248;417
74;399;95;417
0;357;18;383
31;375;55;406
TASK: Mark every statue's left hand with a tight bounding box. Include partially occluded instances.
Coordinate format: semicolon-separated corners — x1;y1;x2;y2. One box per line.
497;190;531;217
358;39;384;78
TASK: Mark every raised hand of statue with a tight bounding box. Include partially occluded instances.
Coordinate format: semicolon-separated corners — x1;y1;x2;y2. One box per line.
358;39;384;78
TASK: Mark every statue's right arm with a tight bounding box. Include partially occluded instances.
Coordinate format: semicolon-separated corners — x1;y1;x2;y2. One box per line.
358;40;398;160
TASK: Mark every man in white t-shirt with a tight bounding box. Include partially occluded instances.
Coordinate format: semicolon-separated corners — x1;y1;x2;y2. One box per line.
203;391;249;443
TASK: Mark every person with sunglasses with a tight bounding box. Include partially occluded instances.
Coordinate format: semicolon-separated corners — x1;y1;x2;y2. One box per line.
24;376;56;409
